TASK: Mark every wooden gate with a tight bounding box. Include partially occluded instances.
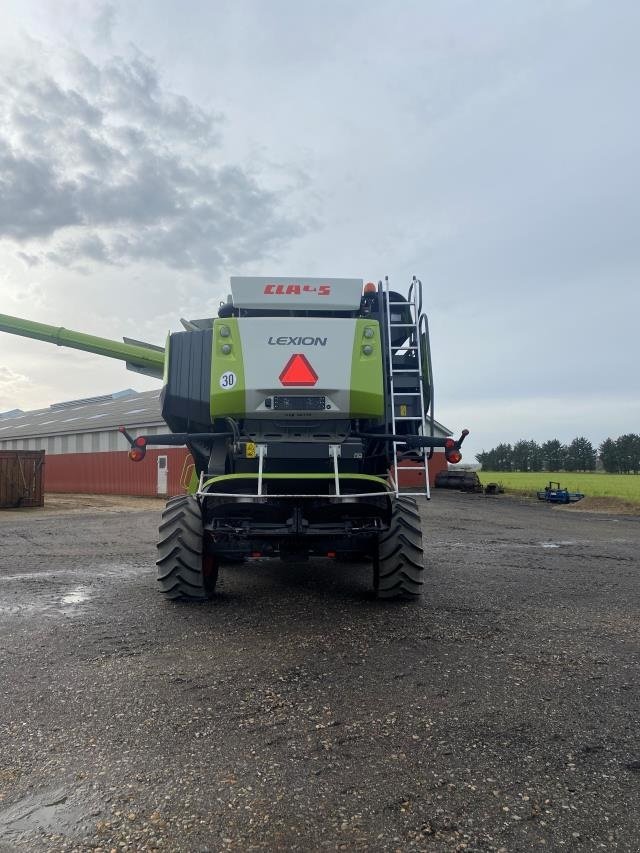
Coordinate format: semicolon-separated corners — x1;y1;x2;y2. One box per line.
0;450;45;508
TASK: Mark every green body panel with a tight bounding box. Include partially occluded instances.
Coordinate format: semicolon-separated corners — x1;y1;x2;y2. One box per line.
201;472;391;491
186;466;200;495
0;313;165;378
209;318;245;418
162;333;170;384
349;319;384;418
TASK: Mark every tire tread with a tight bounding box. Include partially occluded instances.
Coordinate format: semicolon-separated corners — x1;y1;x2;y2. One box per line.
156;495;216;601
374;497;425;600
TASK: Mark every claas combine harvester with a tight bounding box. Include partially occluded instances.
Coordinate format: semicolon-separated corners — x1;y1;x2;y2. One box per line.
0;276;467;601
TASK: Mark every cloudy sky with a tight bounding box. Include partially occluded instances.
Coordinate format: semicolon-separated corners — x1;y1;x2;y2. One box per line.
0;0;638;461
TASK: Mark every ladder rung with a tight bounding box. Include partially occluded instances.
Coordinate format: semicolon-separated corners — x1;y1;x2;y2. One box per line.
389;323;417;327
393;392;421;396
391;369;420;374
393;346;418;351
394;416;423;421
388;301;417;307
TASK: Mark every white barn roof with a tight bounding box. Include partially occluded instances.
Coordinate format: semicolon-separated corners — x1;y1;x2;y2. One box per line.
0;389;165;441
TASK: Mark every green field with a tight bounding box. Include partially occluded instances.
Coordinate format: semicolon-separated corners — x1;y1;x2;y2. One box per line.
478;471;640;505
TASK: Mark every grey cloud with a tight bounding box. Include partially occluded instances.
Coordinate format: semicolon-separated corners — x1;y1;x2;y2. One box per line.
15;251;40;267
0;46;303;277
13;77;103;137
92;3;118;46
0;140;80;238
72;50;217;144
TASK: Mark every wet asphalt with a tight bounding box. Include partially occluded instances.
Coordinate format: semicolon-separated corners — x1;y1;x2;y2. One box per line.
0;491;639;852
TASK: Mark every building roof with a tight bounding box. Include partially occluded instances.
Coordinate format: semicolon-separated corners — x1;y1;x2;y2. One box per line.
0;389;165;440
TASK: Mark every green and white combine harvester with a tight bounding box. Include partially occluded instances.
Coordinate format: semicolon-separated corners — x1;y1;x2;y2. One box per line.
0;277;468;601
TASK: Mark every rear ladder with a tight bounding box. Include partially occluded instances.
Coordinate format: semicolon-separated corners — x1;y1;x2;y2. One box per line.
382;276;433;498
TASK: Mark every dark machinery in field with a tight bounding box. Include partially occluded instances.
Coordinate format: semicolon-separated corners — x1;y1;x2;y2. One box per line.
537;481;585;504
0;276;467;600
434;469;483;493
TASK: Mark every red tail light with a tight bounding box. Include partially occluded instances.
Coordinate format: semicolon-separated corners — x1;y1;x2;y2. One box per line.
446;449;462;464
129;436;147;461
279;353;318;386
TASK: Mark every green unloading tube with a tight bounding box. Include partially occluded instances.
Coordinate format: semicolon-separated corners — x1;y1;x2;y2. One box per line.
0;313;165;378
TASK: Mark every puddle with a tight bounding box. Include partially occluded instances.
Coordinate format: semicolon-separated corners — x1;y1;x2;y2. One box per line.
0;602;42;616
60;585;91;606
0;787;95;839
0;563;147;584
0;563;148;619
0;571;81;582
0;582;93;619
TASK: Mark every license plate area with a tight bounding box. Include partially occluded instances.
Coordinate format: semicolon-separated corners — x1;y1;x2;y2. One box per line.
273;395;327;411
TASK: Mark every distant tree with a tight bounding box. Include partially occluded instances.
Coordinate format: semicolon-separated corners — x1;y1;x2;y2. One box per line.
566;436;596;472
511;439;542;471
541;439;567;471
476;449;495;470
493;442;513;472
615;434;640;474
511;440;530;471
599;437;619;473
528;440;544;472
476;443;511;472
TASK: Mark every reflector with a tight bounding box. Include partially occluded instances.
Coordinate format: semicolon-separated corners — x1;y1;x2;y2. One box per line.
279;353;318;387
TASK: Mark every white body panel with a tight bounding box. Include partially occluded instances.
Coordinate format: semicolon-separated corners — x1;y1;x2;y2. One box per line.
238;317;356;417
230;277;363;311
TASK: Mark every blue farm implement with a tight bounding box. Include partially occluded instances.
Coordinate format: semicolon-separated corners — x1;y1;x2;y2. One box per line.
537;481;585;504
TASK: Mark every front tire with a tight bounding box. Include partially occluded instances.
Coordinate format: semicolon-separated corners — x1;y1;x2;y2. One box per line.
374;496;425;599
156;495;218;601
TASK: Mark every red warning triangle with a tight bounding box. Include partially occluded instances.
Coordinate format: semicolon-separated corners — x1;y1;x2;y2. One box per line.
279;353;318;386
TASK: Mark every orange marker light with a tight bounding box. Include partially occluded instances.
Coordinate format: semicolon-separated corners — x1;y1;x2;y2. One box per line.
363;282;377;294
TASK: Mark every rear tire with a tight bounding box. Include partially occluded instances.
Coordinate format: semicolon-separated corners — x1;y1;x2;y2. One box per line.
156;495;218;601
374;496;424;599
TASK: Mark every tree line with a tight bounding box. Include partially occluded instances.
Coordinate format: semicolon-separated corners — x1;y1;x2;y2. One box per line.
476;434;640;474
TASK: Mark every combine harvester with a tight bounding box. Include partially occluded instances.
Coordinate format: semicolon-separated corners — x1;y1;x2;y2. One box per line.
0;276;467;601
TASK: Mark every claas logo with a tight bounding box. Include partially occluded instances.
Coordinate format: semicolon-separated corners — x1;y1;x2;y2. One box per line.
264;283;331;296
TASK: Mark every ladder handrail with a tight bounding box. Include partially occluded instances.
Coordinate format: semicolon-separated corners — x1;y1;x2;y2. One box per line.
419;312;435;457
408;276;423;316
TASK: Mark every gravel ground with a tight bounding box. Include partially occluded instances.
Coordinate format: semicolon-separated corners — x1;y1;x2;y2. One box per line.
0;491;638;852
